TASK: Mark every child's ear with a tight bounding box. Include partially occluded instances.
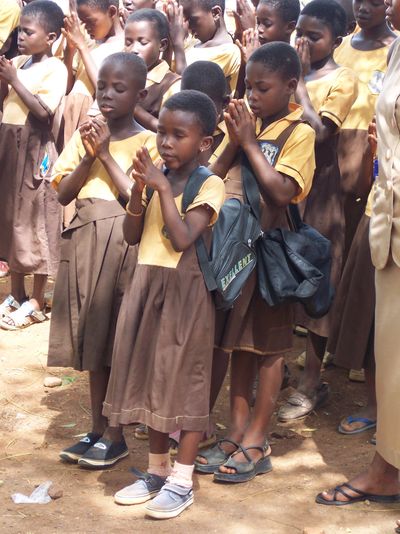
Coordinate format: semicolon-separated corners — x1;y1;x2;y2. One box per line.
222;94;231;110
108;4;118;18
286;20;297;37
200;135;214;153
287;77;298;95
159;37;169;54
46;31;58;47
138;88;148;103
211;6;223;22
332;36;343;50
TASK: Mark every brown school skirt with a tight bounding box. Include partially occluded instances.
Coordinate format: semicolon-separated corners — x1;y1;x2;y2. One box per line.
103;239;215;433
0;120;61;276
47;198;137;372
295;137;345;338
328;214;375;370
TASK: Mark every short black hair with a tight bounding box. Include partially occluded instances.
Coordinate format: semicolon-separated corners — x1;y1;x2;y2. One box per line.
248;42;301;80
182;0;225;13
181;61;228;105
101;52;148;88
126;8;170;41
162;90;217;136
77;0;119;11
21;0;64;37
259;0;300;23
300;0;347;39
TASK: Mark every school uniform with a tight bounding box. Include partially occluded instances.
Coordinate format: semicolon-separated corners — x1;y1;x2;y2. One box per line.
63;34;124;143
47;130;158;372
0;55;67;276
328;191;375;370
334;36;390;253
184;41;241;96
0;0;19;51
103;174;225;432
208;119;229;165
369;37;400;469
295;67;358;338
215;104;316;355
141;60;180;119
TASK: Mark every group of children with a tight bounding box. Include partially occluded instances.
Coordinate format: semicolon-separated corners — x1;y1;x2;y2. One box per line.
0;0;394;519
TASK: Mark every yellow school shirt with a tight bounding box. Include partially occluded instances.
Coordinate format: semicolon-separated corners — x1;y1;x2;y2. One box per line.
146;60;181;106
185;42;241;95
71;34;125;98
305;67;358;128
138;175;225;268
0;0;19;49
334;35;389;130
209;120;229;165
254;103;316;203
52;129;158;201
2;55;68;126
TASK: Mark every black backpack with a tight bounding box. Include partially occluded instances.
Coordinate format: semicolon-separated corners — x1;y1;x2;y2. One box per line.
146;166;261;310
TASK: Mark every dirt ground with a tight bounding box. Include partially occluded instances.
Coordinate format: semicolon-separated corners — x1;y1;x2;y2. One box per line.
0;276;399;534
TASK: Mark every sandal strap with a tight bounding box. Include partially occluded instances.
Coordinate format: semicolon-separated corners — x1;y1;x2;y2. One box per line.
341;482;367;497
4;302;46;327
333;483;365;502
217;438;239;449
232;444;266;463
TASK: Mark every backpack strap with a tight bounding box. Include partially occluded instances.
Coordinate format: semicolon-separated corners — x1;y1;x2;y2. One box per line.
242;120;304;221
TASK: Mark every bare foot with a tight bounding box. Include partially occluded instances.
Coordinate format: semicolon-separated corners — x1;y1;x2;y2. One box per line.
339;406;377;433
196;436;239;465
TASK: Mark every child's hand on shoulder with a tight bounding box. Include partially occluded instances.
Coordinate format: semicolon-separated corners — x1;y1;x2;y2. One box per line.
295;37;311;78
62;12;86;51
79;120;96;159
225;99;256;149
0;56;17;84
132;147;169;193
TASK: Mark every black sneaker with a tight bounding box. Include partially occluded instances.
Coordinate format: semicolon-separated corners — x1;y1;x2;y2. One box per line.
59;432;102;463
77;437;129;469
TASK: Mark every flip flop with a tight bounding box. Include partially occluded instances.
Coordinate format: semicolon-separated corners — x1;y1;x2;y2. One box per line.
194;438;239;474
316;482;400;506
213;444;272;483
338;416;377;435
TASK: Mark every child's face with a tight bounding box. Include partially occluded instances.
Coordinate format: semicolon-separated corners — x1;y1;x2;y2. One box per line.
124;20;165;69
353;0;387;29
385;0;400;31
18;15;56;56
123;0;155;14
256;3;293;44
156;108;211;170
295;15;338;65
77;4;116;40
245;61;296;120
96;62;145;120
180;1;219;42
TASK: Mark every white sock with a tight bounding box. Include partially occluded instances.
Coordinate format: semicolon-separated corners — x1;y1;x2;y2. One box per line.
167;461;194;488
147;453;172;478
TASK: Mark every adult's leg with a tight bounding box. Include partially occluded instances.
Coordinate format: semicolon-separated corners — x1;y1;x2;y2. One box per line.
10;271;27;302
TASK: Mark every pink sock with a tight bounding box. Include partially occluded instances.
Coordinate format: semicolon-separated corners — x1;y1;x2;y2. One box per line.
147;453;172;478
167;461;194;488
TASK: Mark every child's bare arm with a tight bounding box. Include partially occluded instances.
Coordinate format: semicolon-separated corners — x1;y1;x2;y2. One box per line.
88;117;134;200
166;1;187;74
133;147;212;251
209;138;238;178
123;180;146;245
62;27;77;94
227;100;300;206
0;57;51;122
57;122;95;205
134;104;158;133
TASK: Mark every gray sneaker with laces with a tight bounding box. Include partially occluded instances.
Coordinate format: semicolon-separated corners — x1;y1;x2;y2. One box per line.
145;483;194;519
114;471;166;505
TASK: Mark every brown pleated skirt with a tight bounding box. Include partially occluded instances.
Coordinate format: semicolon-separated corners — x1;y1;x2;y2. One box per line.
47;198;137;372
295;137;345;338
328;214;375;370
103;241;215;433
0;120;61;276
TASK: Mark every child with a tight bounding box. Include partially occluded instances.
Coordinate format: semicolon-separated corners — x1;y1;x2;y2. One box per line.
181;60;230;164
48;52;158;469
168;0;241;95
0;0;67;328
196;42;316;481
278;0;358;421
102;90;225;518
123;0;155;16
124;8;180;131
334;0;396;256
62;0;124;144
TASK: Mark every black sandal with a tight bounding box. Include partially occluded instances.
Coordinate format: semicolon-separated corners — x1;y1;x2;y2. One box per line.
316;482;400;506
194;438;239;474
213;443;272;483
